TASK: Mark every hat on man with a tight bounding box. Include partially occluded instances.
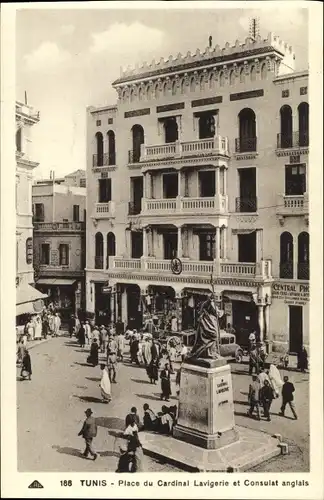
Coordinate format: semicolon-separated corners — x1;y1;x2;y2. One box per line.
85;408;93;416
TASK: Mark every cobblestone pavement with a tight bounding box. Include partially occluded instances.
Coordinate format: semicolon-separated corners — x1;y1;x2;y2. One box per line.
17;334;309;472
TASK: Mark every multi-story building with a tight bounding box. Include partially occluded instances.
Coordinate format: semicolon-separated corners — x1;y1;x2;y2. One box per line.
16;101;47;319
85;30;309;354
32;178;86;320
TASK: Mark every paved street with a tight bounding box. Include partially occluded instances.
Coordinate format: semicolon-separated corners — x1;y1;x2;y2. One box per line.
17;334;309;472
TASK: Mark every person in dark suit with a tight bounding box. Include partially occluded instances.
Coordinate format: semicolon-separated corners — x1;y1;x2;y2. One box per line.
160;363;172;401
87;339;99;366
78;408;98;460
279;376;298;419
125;407;141;429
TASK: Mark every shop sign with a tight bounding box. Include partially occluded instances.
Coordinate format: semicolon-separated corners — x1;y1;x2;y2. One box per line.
272;282;310;306
224;302;232;315
101;286;112;294
26;238;33;264
171;258;182;275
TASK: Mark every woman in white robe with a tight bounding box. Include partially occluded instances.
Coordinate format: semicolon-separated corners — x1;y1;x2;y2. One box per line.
100;364;111;403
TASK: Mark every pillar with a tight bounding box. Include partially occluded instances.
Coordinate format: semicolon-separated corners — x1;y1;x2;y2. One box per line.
215;226;220;260
256;229;263;263
103;235;108;269
220;226;227;260
143;172;147;199
176;292;183;332
264;304;270;344
223;168;227;196
258;305;265;343
110;291;114;324
178;170;183;197
143;227;148;258
215;167;220;195
177;226;183;258
293;234;298;280
147;173;152;199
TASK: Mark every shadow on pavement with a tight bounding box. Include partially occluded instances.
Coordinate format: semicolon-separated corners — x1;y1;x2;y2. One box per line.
73;362;93;367
234;410;250;418
131;378;151;384
99;450;119;458
86;377;101;382
231;370;250;376
52;445;83;458
234;399;249;406
74;394;102;403
95;416;125;430
136;393;161;401
64;342;78;347
75;385;88;390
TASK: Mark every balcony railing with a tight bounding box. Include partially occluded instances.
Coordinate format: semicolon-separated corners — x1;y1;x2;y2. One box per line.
276;194;308;216
277;131;309;149
34;221;85;231
95;201;115;218
235;197;257;213
142;195;228;215
128;202;142;215
95;256;104;269
280;262;294;279
298;262;309;280
93;153;116;167
235;137;257;153
141;136;229;162
33;216;45;223
109;257;272;280
128;150;141;164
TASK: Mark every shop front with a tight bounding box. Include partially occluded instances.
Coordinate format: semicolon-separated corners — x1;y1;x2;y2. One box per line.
16;282;48;335
35;278;80;323
181;288;212;331
94;282;111;326
221;291;258;348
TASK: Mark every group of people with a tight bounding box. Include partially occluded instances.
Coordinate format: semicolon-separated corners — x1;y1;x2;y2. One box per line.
248;366;298;421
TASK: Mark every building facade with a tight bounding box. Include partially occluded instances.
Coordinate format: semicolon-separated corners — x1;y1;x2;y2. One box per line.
85;31;309;353
16;101;47;319
32;180;86;320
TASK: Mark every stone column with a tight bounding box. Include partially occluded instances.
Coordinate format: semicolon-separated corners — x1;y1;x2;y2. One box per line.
178;170;183;197
258;305;265;343
223;168;227;196
147;173;152;199
293;234;298;280
143;227;148;258
264;304;270;342
103;235;108;269
215;167;220;195
176;291;183;332
110;291;114;324
220;226;227;260
215;226;220;260
177;226;183;258
143;172;147;199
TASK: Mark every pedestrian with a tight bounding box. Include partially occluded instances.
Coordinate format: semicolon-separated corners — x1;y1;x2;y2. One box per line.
297;346;308;372
20;349;32;380
48;313;55;336
130;335;140;365
79;322;86;348
92;325;100;343
142;337;152;367
128;432;145;472
248;330;256;351
147;355;159;385
17;337;26;365
171;315;178;333
258;367;270;388
69;315;75;338
143;403;158;431
26;317;34;341
125;407;141;429
117;331;125;362
100;325;108;353
53;312;61;337
279;375;298;420
85;320;92;345
159;405;174;434
180;343;188;362
160;363;172;401
115;443;131;472
151;338;160;360
248;375;261;420
259;379;274;421
249;346;260;375
87;338;99;367
100;364;111;404
42;314;49;339
124;417;139;437
107;334;118;383
78;408;98;460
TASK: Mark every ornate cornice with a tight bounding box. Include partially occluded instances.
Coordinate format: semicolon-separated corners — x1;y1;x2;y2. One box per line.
92;166;117;173
141;155;230;171
275;148;309;157
234;153;258;161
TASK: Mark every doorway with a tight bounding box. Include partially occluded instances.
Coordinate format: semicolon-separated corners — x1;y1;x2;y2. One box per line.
237;168;257;212
131;177;143;214
238;232;256;262
163;232;177;259
126;285;142;329
163;173;178;199
289;305;303;353
232;300;258;347
199;171;215;197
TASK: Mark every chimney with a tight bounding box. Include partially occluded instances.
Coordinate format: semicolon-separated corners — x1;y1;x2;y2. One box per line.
209;35;212;48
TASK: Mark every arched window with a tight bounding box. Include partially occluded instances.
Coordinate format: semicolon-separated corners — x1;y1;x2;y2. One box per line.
122;89;127;102
107;130;115;165
280;232;294;278
298;102;309;147
237;108;257;152
240;67;245;84
131;124;144;163
200;74;205;91
250;65;257;82
163;81;168;96
95;232;103;269
95;132;104;166
146;85;152;100
261;63;267;80
172;80;177;95
163;117;178;143
219;72;225;87
180;78;185;94
229;70;235;86
16;128;22;152
298;232;309;280
130;88;135;102
155;82;160;99
138;87;143;101
190;76;196;92
106;232;116;268
209;72;216;89
279;105;293;148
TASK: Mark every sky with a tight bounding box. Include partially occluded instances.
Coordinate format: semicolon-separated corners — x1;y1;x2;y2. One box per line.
16;5;309;179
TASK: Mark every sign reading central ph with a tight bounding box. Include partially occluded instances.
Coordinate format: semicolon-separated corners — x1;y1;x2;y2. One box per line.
171;258;182;275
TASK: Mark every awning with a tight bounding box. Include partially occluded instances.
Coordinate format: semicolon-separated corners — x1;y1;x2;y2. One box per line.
36;278;76;286
16;301;44;316
16;283;48;305
222;291;252;303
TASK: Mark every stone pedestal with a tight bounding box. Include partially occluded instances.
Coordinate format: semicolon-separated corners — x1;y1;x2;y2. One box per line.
173;357;239;449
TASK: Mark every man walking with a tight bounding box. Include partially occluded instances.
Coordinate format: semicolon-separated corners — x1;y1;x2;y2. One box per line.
107;334;118;383
78;408;98;460
85;320;91;345
259;379;274;421
279;375;298;420
248;375;261;420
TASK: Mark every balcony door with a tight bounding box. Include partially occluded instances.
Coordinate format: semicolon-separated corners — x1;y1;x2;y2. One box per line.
238;232;256;263
285;165;306;196
131;177;143;214
164;232;177;260
289;305;303;354
199;171;215;197
237;168;256;212
99;178;111;203
131;231;143;258
163;173;178;199
199;232;215;261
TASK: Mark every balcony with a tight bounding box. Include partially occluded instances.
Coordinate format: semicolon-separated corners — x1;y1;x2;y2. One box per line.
34;221;85;232
276;131;309;150
94;201;115;219
128;202;142;216
276;194;308;219
110;257;272;280
142;195;228;216
297;262;309;280
235;137;257;154
93;153;116;168
235;197;257;213
140;136;229;163
128;150;141;165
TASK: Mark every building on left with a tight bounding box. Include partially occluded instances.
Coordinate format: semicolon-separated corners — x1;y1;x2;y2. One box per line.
16;100;47;325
